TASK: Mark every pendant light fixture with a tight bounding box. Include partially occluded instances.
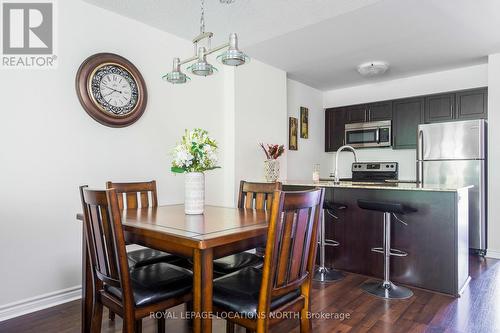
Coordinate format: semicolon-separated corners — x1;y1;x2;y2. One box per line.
163;0;249;84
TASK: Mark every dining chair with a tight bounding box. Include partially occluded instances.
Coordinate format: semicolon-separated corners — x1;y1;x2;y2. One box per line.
212;188;325;333
212;181;282;276
106;181;183;321
79;186;193;333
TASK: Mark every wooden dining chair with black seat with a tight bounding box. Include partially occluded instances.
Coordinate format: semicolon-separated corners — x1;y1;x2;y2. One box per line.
106;181;184;321
211;181;282;277
106;181;183;268
213;188;325;333
79;186;193;333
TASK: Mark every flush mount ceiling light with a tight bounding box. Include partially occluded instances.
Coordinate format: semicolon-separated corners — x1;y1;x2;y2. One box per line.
163;0;249;84
357;61;389;77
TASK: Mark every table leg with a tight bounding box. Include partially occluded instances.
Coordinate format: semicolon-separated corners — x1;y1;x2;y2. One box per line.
82;224;93;333
193;248;213;333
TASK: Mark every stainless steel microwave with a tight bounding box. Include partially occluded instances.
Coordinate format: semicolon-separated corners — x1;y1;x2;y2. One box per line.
345;120;392;148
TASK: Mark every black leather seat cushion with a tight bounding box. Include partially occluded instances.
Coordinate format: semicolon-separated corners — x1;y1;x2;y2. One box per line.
106;262;192;307
213;252;263;275
127;248;180;268
213;267;300;319
357;199;417;215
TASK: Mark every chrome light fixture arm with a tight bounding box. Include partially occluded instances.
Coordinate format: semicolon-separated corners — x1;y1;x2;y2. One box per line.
178;41;230;66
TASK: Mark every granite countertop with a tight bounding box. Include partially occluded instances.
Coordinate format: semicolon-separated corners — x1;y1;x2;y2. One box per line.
283;180;473;192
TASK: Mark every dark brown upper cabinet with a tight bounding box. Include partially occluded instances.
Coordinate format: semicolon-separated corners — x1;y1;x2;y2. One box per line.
324;87;486;152
455;88;488;120
325;108;347;152
345;102;393;124
368;101;393;121
392;97;424;150
345;105;367;123
425;93;455;123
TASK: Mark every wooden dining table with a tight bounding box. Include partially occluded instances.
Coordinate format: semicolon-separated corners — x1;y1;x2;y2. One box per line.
76;205;269;333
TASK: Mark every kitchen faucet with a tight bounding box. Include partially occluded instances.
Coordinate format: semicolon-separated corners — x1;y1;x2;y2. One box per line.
333;145;358;184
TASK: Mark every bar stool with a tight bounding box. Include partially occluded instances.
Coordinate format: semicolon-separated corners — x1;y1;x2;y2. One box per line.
357;199;417;299
313;201;347;282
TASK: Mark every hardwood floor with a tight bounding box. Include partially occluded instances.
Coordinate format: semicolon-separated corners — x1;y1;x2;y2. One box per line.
1;256;499;333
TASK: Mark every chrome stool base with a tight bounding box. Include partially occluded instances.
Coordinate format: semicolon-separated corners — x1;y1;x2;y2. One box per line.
361;281;413;299
313;266;345;282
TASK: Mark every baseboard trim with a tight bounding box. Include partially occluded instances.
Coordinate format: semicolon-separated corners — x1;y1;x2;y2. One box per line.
486;250;500;259
0;286;82;322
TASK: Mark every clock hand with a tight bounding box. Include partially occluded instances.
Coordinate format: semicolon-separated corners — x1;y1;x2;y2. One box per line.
103;90;115;97
102;85;123;94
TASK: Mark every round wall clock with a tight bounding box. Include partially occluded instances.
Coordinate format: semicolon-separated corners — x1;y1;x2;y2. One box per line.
76;53;148;127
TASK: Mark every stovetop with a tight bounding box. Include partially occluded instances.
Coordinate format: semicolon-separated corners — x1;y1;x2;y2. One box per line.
328;162;399;182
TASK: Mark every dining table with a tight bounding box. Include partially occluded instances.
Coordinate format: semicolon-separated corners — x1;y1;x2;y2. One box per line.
76;204;269;333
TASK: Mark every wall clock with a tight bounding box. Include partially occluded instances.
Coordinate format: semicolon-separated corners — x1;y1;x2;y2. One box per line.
76;53;148;127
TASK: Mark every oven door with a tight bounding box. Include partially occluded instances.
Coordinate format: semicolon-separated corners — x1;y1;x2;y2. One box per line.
345;124;391;148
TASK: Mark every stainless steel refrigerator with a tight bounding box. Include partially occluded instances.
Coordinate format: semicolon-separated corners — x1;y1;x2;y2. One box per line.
417;119;487;254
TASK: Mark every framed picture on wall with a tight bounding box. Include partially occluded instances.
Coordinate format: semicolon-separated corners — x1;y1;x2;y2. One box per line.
300;107;309;138
289;117;298;150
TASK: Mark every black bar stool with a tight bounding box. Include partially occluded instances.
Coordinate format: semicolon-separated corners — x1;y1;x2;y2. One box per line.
357;199;417;299
313;201;347;282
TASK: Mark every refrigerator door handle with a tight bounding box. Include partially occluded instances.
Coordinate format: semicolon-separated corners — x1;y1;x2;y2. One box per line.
417;129;424;183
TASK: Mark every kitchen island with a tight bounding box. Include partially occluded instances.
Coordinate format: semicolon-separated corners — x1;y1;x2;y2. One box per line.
283;181;471;297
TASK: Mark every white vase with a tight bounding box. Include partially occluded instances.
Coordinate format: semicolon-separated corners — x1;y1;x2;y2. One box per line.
264;159;280;182
185;172;205;215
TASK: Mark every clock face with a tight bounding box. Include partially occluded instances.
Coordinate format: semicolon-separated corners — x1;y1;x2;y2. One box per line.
89;64;139;116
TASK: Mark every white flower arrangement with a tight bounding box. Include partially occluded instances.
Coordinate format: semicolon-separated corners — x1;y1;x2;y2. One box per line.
171;128;220;173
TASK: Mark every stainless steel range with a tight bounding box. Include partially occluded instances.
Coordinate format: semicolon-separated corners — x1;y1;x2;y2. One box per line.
351;162;399;182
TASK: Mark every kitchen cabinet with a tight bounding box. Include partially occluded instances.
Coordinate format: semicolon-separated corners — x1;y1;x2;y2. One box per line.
456;88;488;120
323;87;486;152
345;105;367;123
425;93;455;123
325;107;346;152
392;97;424;149
345;102;392;124
368;101;393;121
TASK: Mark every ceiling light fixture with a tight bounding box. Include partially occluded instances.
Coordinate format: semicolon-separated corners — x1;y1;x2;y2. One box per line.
163;0;249;84
357;61;389;77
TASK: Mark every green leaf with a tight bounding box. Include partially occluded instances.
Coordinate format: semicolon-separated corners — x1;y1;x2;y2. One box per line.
171;166;186;173
203;166;221;171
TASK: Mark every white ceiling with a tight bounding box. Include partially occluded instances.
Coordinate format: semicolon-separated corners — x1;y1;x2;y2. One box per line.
84;0;500;90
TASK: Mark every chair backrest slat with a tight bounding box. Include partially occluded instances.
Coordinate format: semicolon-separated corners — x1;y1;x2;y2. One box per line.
106;181;158;210
259;189;324;309
237;181;282;211
79;186;132;295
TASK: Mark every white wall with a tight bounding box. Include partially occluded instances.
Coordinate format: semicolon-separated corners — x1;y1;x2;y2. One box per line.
234;59;287;194
487;54;500;258
322;64;488;180
0;0;229;310
286;79;325;180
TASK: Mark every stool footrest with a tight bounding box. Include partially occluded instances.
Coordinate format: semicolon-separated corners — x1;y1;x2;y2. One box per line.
325;239;340;247
317;239;340;247
371;247;408;257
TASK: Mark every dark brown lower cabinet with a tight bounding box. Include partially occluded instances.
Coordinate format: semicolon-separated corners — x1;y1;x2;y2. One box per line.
392;97;424;149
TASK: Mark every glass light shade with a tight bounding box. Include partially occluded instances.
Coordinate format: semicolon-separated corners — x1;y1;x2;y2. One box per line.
162;71;190;84
187;61;218;76
217;49;249;66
